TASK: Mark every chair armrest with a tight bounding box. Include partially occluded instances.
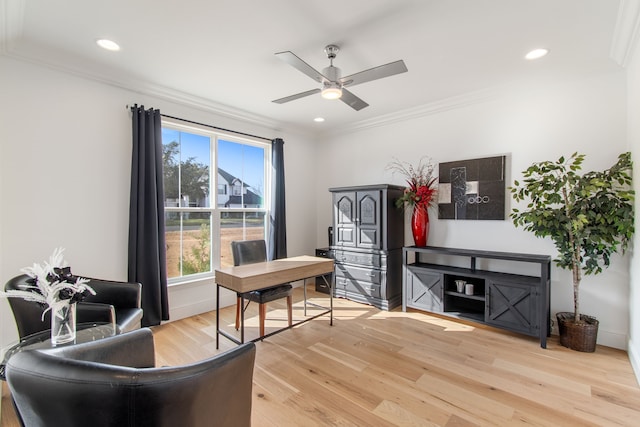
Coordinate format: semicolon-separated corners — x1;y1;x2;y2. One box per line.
76;302;115;325
6;334;254;427
132;342;256;427
44;328;155;368
83;278;142;309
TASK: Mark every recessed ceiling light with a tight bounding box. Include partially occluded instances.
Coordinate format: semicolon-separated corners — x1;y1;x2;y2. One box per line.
525;48;549;60
96;39;121;52
314;117;325;123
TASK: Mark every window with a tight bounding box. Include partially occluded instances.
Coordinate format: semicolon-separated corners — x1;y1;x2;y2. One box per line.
162;122;269;283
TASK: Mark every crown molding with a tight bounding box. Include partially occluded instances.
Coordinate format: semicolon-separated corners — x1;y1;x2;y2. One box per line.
323;87;502;137
0;0;25;54
4;47;283;132
610;0;640;67
129;82;282;131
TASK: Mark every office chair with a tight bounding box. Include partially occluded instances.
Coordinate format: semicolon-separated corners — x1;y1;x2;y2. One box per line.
231;240;293;337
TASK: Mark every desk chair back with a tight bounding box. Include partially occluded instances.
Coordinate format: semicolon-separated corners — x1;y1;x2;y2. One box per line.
231;239;268;265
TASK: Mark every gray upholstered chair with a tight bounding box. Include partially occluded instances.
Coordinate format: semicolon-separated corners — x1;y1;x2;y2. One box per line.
5;328;256;427
4;274;143;338
231;240;292;337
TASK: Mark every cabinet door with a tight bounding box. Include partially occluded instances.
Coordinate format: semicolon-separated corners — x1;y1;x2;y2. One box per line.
333;191;357;247
356;190;381;250
406;268;443;312
486;281;538;336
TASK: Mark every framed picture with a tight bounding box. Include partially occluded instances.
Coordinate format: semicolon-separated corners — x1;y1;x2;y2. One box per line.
437;155;506;220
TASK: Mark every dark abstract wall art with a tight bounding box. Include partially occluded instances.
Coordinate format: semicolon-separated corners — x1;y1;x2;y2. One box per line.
437;155;506;220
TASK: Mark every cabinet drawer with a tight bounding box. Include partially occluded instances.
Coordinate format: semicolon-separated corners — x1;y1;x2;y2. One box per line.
335;276;381;299
336;264;381;285
333;250;381;267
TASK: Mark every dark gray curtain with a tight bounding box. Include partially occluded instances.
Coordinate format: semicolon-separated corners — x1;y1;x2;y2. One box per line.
128;105;169;326
268;138;287;260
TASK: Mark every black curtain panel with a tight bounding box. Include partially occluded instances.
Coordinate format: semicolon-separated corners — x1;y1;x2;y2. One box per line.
128;105;169;326
268;138;287;260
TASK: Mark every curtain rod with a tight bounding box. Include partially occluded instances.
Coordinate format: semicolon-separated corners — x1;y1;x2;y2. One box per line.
127;105;273;142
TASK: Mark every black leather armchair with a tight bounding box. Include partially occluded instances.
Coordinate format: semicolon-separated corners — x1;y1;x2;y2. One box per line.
5;274;143;338
5;328;256;427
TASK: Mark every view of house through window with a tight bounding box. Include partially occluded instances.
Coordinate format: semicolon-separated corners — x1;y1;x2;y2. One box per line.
162;123;269;282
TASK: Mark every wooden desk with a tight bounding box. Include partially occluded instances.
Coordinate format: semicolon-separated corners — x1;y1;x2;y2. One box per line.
215;255;334;347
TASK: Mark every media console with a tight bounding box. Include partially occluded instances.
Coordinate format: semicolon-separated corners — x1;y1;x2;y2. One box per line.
402;245;552;348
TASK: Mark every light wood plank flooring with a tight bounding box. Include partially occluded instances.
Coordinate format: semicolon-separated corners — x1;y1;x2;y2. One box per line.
3;285;640;426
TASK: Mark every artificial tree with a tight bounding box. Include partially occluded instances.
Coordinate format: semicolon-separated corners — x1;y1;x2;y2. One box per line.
510;152;634;350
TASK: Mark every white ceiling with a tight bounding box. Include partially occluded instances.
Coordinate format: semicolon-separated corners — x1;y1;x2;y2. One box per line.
0;0;632;135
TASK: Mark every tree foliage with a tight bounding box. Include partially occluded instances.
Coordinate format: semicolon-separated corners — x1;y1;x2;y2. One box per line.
510;152;634;322
163;141;210;204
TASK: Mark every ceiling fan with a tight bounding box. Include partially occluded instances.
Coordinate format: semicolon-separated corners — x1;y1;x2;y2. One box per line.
272;45;408;111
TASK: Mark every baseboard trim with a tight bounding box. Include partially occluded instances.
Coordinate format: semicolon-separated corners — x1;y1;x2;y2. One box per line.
628;337;640;387
169;298;215;322
597;328;628;350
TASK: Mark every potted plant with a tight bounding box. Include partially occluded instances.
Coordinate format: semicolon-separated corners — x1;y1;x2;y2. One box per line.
510;152;634;352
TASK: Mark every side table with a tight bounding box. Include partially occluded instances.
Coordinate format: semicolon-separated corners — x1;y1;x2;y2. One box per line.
1;322;119;380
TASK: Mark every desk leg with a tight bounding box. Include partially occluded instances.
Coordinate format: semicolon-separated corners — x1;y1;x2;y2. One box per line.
330;270;334;326
240;295;245;344
216;284;220;350
303;278;308;317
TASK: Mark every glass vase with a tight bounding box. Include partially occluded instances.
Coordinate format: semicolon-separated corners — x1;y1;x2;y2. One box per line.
411;205;430;247
51;301;76;345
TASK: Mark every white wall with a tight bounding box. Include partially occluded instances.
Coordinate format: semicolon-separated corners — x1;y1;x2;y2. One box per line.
315;71;630;349
628;23;640;384
0;54;634;354
0;56;319;349
0;55;4;418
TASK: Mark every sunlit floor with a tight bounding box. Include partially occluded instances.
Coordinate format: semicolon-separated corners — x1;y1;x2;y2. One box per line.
3;285;640;426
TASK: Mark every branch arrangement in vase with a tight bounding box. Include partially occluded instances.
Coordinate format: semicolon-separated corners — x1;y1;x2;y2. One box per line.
1;247;95;320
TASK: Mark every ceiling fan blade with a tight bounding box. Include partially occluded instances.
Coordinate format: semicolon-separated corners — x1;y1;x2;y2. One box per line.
340;60;408;87
275;51;329;84
340;88;369;111
272;88;321;104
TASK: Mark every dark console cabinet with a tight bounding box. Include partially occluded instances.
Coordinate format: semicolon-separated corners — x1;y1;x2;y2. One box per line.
403;246;551;348
329;184;404;310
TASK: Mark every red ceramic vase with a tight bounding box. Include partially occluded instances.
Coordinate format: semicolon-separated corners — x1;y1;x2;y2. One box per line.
411;205;430;247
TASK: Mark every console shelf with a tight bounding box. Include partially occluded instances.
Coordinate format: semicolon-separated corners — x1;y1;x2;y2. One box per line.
402;245;551;348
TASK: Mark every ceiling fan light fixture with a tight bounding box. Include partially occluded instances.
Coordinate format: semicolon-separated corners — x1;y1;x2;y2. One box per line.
273;44;407;110
321;82;342;100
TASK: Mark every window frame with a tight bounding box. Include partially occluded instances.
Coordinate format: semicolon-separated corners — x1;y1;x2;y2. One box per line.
161;118;272;285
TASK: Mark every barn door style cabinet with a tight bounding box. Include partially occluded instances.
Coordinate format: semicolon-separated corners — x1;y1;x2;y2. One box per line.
329;184;404;310
403;246;552;348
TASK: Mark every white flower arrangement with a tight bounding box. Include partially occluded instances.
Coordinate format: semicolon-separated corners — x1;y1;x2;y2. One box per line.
2;248;96;320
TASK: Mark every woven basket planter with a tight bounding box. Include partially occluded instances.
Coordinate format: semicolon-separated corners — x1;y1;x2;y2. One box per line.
556;312;599;352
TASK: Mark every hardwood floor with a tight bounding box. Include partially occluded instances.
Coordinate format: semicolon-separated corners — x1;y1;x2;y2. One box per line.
3;285;640;426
